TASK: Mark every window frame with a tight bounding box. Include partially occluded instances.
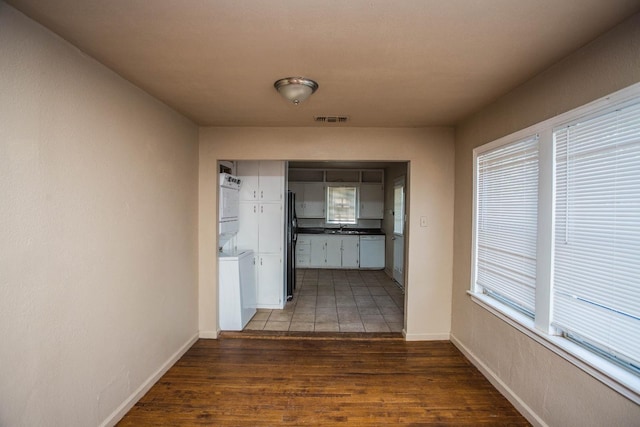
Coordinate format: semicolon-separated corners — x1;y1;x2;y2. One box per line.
325;184;358;225
469;82;640;404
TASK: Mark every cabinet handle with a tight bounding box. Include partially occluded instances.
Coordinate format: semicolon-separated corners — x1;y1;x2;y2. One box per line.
261;190;264;199
260;258;263;266
261;205;263;213
253;190;256;199
253;205;257;213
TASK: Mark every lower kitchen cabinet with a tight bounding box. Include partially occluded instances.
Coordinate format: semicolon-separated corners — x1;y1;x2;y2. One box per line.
341;236;360;268
305;234;360;268
295;236;311;268
255;253;283;309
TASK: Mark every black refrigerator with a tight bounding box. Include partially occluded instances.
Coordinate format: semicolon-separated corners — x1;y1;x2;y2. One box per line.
286;190;298;301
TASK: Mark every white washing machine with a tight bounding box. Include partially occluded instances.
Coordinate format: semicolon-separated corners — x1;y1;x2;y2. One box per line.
218;250;256;330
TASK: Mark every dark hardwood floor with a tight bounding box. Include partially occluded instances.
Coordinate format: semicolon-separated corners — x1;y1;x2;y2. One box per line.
118;334;530;426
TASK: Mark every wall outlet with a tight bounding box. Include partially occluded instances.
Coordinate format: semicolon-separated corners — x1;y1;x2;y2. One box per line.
420;216;428;227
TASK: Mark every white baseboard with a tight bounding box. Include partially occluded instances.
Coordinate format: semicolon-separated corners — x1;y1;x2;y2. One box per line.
403;330;450;341
199;329;219;339
100;332;199;427
449;333;547;427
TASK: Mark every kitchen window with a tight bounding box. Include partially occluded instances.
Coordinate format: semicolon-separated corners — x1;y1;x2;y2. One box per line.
470;83;640;403
326;186;357;224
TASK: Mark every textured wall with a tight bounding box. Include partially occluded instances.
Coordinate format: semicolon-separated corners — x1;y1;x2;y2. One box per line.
199;127;455;340
0;3;199;426
452;13;640;427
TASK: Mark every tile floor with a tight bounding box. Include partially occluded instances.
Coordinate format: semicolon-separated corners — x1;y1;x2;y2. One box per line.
245;269;405;333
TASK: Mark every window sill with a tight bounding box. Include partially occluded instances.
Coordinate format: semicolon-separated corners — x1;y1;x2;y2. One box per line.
468;291;640;405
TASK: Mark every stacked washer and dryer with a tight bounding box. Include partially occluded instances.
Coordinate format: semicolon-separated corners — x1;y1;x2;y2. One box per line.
218;173;256;331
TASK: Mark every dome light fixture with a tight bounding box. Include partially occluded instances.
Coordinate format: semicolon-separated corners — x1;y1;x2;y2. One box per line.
274;77;319;105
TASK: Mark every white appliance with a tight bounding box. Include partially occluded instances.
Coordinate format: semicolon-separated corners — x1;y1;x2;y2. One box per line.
359;235;385;269
219;250;256;330
219;173;241;249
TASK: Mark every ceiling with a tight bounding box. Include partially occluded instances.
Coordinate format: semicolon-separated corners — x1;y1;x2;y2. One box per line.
7;0;640;127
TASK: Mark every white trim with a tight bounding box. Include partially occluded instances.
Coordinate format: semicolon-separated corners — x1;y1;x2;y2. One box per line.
450;333;548;427
100;332;199;427
469;292;640;404
199;329;219;339
403;331;450;341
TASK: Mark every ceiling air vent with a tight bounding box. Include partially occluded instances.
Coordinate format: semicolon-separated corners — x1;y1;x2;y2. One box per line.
314;116;349;123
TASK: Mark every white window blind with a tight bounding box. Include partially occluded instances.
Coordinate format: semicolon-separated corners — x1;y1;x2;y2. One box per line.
326;186;357;224
553;102;640;370
475;136;539;315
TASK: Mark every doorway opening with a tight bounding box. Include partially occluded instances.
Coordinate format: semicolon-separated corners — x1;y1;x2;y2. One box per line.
231;160;409;334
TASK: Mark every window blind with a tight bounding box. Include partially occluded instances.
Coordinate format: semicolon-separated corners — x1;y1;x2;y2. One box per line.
553;102;640;370
475;135;539;315
326;186;357;224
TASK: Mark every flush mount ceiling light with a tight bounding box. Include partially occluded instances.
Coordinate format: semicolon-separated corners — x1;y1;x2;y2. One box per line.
274;77;318;105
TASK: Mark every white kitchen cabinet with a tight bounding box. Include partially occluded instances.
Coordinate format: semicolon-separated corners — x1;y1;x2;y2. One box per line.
236;160;285;308
289;182;325;218
258;203;283;253
359;183;384;219
237;161;284;202
304;234;360;268
309;236;326;268
296;235;311;268
237;202;283;254
325;237;342;267
256;254;283;308
341;236;360;268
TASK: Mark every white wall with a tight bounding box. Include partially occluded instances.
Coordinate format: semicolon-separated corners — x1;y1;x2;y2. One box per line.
199;127;454;340
0;3;199;426
452;12;640;427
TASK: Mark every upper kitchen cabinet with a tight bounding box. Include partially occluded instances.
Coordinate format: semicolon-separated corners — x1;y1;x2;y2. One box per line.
289;182;325;218
237;161;284;202
359;183;384;219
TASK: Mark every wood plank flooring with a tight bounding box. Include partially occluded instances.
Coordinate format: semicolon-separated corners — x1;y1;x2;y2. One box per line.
118;336;530;426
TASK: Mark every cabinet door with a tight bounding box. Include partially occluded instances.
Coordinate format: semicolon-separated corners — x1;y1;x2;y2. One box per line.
303;182;326;218
341;236;360;268
359;184;384;219
258;203;283;254
258;161;284;202
257;254;283;308
325;236;342;267
236;202;259;251
237;161;260;201
309;236;326;267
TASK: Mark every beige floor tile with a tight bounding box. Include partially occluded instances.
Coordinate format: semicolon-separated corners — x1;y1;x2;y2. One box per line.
292;312;315;322
264;320;291;331
361;314;385;323
269;311;293;322
387;322;404;332
245;319;266;330
289;322;315;332
316;311;338;322
363;322;391;332
295;268;405;334
338;311;362;322
339;322;365;332
359;306;381;315
314;321;339;332
316;295;336;307
252;311;271;321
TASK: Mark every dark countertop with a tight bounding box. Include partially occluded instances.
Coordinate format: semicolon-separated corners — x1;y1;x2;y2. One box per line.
298;227;385;236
